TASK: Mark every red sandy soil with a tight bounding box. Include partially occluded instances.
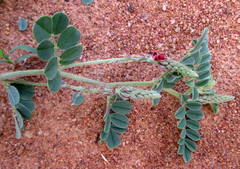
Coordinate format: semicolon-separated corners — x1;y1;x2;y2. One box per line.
0;0;239;168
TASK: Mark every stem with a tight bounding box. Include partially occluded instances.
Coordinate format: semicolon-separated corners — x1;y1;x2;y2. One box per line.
0;69;44;80
163;88;181;99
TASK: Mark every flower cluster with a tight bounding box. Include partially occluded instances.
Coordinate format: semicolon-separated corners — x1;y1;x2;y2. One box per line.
152;51;167;61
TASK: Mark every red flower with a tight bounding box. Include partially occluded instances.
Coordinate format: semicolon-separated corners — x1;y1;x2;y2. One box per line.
153;51;167;61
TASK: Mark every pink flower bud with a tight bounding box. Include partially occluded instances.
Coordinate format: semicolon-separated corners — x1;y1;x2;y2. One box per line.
152;52;167;61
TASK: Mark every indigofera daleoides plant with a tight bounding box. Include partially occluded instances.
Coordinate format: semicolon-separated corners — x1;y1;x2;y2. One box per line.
0;12;234;163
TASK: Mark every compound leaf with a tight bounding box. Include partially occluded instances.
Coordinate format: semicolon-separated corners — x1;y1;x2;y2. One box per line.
183;146;192;163
111;124;127;134
11;83;35;101
72;92;85;106
59;45;83;65
197;70;211;80
175;107;186;119
33;15;52;43
186;129;200;141
52;12;69;35
82;0;94;5
7;86;20;108
186;102;202;110
186;120;200;130
57;26;81;50
100;129;109;141
104;114;111;133
106;129;121;149
16;110;24;130
36;40;54;61
177;118;186;129
181;94;189;105
196;62;211;72
48;71;62;93
14;116;21;139
192;87;199;100
210;103;219;114
16;99;35;117
111;113;129;129
44;57;58;80
186;110;204;120
195;79;210;87
178;144;185;154
18;17;27;31
111;100;132;115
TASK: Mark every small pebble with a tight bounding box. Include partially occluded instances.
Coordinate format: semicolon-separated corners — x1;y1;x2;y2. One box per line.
170;20;175;24
129;5;135;13
175;27;180;32
162;4;167;11
237;18;240;23
64;0;69;2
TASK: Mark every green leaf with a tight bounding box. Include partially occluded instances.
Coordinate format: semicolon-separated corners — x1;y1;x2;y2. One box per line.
16;99;35;117
196;62;211;72
59;45;83;65
190;50;201;65
200;42;208;54
192;87;199;100
82;0;94;5
36;40;55;61
48;71;62;93
195;79;210;87
16;54;36;63
100;129;109;141
186;129;200;141
201;47;209;55
192;39;197;46
44;57;58;80
200;53;211;64
186;102;202;110
178;144;185;154
16;110;24;130
193;27;208;52
185;139;197;152
155;79;164;93
72;92;85;106
57;26;81;50
186;110;204;120
7;86;20;108
175;107;186;119
52;12;69;35
33;15;52;43
0;48;6;58
178;138;185;145
183;146;192;163
166;74;176;82
18;17;27;31
106;129;121;149
186;79;194;87
152;98;160;106
177;118;186;129
172;75;183;83
111;124;127;134
163;79;175;88
14;116;21;139
111;113;129;129
210;103;219;114
111;100;132;115
0;60;6;64
19;113;32;121
11;83;35;100
180;128;186;138
186;120;200;130
182;57;195;65
6;45;37;58
181;94;189;105
197;70;211;80
104;114;111;133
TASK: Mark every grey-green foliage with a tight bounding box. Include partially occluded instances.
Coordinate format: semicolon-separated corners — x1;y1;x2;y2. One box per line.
8;84;35;139
100;99;132;149
18;17;27;31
